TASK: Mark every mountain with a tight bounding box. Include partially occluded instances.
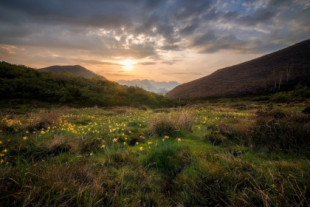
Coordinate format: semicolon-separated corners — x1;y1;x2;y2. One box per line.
40;65;106;80
0;61;172;107
167;39;310;99
118;79;179;94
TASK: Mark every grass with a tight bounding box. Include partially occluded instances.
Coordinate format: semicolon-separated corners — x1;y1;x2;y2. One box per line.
0;101;309;206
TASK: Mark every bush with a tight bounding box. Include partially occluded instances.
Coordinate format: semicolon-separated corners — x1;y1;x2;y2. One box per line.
271;92;292;102
250;109;310;152
142;142;191;178
302;105;310;114
78;137;103;153
205;131;227;145
271;88;310;103
205;109;310;153
173;160;231;206
149;111;193;137
205;122;251;146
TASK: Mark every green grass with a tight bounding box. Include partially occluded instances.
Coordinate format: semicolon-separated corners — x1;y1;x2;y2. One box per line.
0;101;309;206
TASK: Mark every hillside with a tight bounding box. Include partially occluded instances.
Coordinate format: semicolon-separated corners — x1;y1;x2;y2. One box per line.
40;65;106;80
167;39;310;99
118;79;179;94
0;62;172;107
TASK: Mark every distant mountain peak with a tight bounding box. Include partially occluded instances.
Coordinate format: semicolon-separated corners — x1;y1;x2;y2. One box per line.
118;79;179;94
40;65;106;80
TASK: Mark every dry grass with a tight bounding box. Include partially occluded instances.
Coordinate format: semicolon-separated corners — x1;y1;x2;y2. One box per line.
149;110;194;137
206;108;310;152
0;109;62;133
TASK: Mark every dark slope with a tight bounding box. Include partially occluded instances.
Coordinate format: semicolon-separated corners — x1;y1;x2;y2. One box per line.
40;65;106;80
167;39;310;99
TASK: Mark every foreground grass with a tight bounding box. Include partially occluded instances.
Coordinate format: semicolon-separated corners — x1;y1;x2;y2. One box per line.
0;102;309;206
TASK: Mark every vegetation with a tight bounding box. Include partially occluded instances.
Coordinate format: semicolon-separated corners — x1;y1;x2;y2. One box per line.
0;61;173;108
0;100;309;206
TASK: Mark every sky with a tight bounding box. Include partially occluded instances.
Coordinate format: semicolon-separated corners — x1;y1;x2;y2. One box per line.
0;0;309;83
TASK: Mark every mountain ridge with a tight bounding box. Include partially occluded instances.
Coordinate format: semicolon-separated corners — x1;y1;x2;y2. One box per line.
167;39;310;99
118;79;179;94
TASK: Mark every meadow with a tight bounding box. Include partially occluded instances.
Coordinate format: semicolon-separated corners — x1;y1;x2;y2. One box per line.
0;100;309;206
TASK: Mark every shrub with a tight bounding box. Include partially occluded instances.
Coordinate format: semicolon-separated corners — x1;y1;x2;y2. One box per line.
205;121;251;146
173;160;231;206
78;137;103;153
205;131;227;145
271;92;292;102
26;110;62;132
104;149;137;167
142;141;191;178
0;110;61;133
302;105;310;114
149;111;193;137
250;109;310;152
206;109;310;153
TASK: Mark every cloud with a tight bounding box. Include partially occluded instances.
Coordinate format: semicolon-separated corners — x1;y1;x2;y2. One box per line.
1;0;309;56
0;0;309;82
138;61;156;65
78;59;121;66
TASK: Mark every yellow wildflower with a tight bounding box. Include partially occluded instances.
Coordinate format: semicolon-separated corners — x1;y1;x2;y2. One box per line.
148;142;152;145
3;149;8;153
139;146;143;151
101;145;105;148
113;138;118;142
177;138;181;142
136;141;139;145
164;136;169;139
89;152;93;156
23;136;28;140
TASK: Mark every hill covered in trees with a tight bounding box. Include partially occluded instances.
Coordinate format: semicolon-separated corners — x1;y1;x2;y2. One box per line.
0;62;172;108
40;65;106;80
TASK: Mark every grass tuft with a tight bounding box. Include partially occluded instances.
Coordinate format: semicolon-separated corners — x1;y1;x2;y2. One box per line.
149;110;193;137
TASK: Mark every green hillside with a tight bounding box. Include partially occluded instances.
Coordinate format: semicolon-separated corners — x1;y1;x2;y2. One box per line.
40;65;107;80
0;61;173;108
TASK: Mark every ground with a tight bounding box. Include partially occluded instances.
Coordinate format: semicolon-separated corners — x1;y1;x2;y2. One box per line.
0;100;309;206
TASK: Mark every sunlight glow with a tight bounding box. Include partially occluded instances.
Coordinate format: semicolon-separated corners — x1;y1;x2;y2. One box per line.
121;59;135;71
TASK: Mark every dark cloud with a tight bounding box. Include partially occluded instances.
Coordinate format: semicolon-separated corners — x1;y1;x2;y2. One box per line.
237;8;275;26
161;60;178;65
78;59;121;66
163;72;203;76
0;0;309;61
138;61;156;65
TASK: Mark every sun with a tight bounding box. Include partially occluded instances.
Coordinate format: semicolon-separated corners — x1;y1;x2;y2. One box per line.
121;59;135;71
